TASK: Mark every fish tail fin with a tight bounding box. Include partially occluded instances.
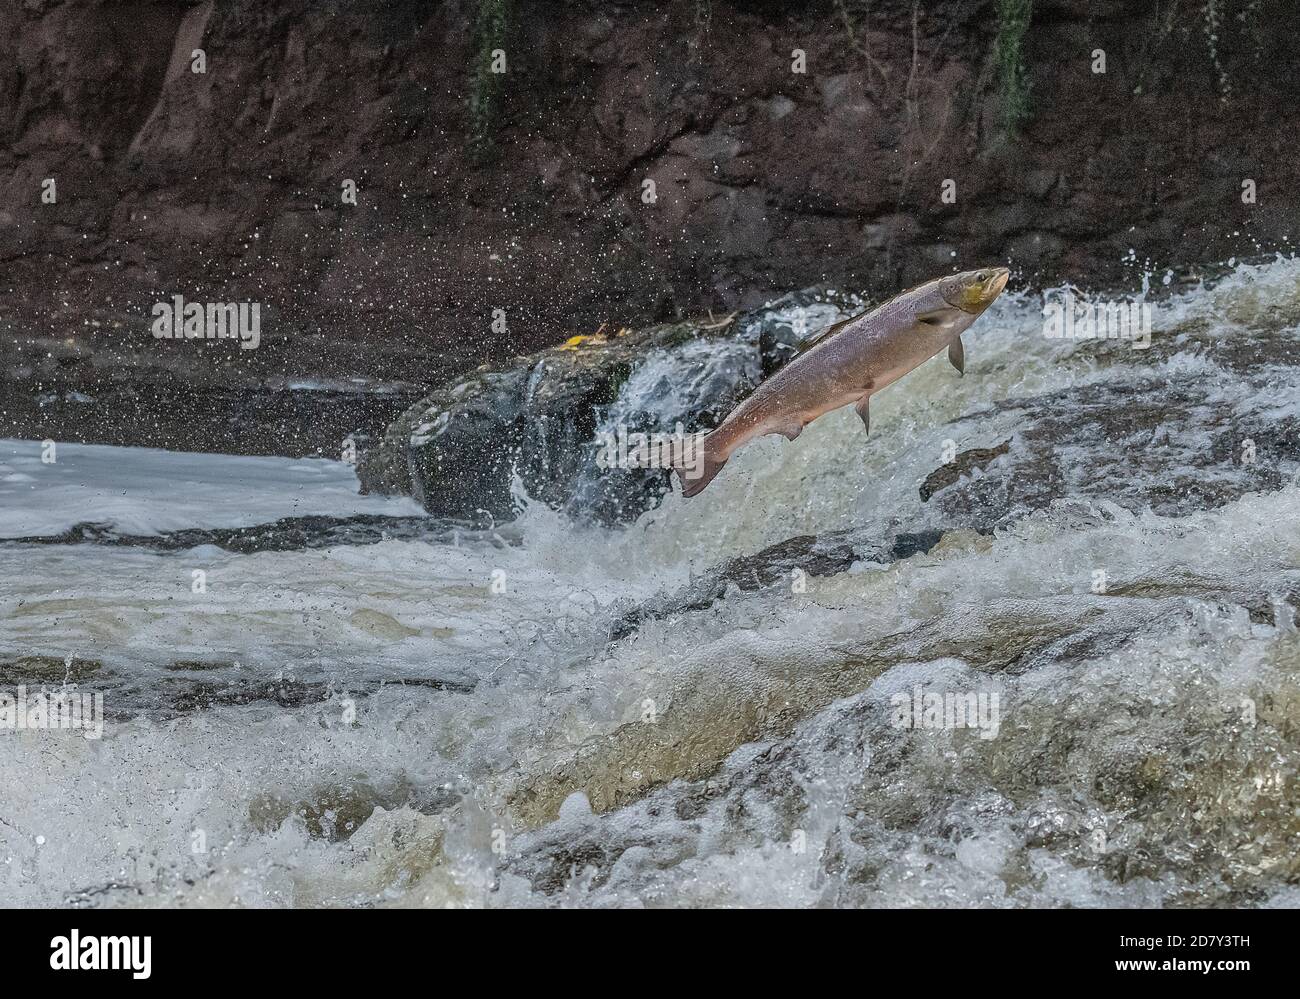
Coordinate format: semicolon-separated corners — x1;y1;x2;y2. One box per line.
678;453;727;497
671;431;727;498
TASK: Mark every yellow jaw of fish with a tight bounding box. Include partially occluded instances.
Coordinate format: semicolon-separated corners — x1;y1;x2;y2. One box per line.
955;268;1010;312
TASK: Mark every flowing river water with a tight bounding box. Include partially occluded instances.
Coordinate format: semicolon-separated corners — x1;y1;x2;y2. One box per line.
2;258;1299;907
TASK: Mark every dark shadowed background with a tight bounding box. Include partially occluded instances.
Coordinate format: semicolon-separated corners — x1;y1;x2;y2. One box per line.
2;0;1295;452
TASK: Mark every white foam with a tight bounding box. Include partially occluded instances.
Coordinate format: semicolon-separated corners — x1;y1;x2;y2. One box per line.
4;257;1300;908
0;439;424;538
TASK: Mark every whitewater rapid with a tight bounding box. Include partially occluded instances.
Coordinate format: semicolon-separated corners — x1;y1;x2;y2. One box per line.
2;258;1299;907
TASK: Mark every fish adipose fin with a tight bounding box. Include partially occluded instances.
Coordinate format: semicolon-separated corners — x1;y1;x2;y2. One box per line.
948;336;965;375
854;395;870;434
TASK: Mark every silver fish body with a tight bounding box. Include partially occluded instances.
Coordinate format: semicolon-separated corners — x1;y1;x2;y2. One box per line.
676;267;1009;496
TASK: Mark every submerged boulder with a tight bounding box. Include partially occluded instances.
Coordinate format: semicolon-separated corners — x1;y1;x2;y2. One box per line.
737;286;866;377
919;378;1300;532
610;528;945;641
359;288;864;524
359;321;758;523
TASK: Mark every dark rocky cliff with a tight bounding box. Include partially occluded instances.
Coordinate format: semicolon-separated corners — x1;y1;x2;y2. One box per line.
2;0;1295;451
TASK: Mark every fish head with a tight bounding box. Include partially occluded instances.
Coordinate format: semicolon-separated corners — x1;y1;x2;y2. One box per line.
940;267;1010;314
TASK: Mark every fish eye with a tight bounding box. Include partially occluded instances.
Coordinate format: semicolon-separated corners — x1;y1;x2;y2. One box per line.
975;271;987;282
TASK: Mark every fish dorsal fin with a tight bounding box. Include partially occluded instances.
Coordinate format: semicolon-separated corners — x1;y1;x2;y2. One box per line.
794;312;862;356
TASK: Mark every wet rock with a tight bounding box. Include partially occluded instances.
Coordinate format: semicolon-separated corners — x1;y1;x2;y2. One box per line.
359;319;762;524
738;287;865;378
919;441;1011;502
2;513;454;554
921;379;1300;531
6;0;1298;391
762;94;796;121
0;655;102;685
1007;230;1066;267
247;775;441;843
165;677;334;713
509;590;1208;827
0;320;435;459
610;528;944;641
979;202;1035;236
508;564;1300;860
1021;168;1059;200
922;243;960;268
0;660;477;723
156;673;474;717
862;222;890;250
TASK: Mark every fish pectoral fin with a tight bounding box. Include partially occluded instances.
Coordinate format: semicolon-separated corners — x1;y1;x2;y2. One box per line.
854;395;870;435
916;308;962;329
948;336;965;375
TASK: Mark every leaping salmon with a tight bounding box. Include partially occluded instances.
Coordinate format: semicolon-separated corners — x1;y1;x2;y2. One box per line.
674;267;1010;496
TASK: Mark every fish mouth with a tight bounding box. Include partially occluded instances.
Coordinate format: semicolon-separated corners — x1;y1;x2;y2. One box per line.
987;267;1010;297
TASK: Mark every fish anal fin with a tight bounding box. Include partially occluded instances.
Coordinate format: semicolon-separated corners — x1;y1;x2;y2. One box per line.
766;418;804;442
854;395;870;435
948;335;965;375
